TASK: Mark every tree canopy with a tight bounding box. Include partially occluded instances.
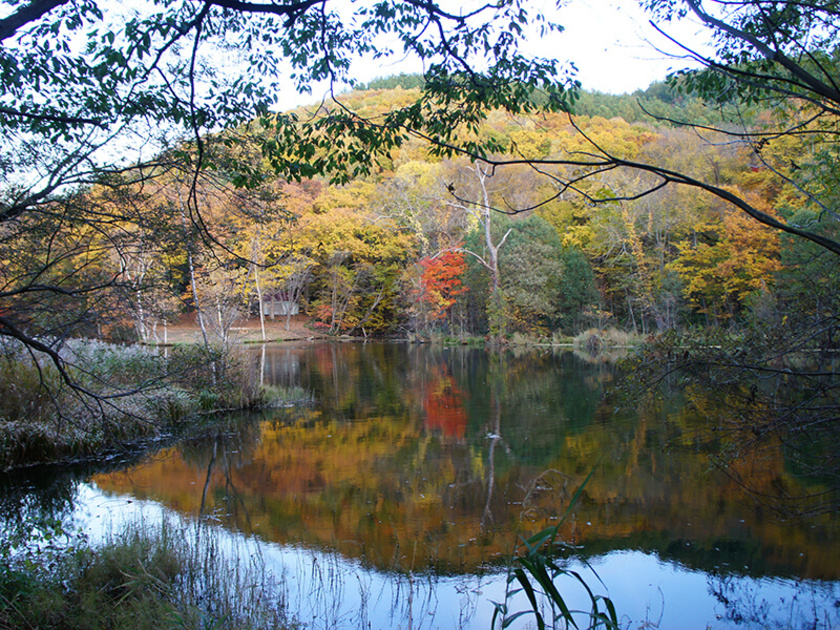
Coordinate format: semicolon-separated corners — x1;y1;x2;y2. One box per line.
3;0;840;358
486;0;840;256
0;0;577;368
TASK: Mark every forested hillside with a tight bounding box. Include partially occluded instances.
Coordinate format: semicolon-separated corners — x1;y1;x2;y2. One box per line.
19;80;827;343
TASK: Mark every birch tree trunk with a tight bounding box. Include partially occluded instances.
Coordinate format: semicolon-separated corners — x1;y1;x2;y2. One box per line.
252;234;267;342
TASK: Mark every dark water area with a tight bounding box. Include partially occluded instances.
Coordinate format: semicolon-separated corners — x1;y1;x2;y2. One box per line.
4;343;840;629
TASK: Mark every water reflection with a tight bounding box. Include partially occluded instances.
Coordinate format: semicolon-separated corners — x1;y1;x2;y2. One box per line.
61;485;840;630
4;342;840;629
106;345;839;575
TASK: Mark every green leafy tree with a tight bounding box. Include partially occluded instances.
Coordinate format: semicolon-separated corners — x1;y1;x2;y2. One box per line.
499;215;591;334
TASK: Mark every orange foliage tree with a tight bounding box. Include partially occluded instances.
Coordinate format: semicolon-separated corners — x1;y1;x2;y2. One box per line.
411;250;468;331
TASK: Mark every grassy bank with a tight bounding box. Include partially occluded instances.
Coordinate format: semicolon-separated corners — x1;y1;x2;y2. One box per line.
0;338;263;471
0;518;292;630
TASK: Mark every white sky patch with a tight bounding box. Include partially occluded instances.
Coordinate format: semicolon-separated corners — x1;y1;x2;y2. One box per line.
280;0;712;112
544;0;708;93
516;0;712;94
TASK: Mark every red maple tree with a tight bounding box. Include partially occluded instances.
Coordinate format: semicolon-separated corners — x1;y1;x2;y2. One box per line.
414;250;468;322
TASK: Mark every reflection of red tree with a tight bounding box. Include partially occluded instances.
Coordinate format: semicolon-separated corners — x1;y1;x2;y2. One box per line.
312;345;334;373
422;366;467;439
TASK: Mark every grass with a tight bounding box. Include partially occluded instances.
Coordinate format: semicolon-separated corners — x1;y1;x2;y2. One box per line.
259;384;315;407
572;327;641;354
0;518;294;630
0;338;263;470
493;470;620;630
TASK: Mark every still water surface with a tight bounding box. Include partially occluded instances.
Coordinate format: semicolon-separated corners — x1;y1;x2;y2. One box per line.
14;343;840;628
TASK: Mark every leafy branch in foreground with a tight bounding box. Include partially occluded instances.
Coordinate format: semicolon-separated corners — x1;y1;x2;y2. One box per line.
414;1;840;260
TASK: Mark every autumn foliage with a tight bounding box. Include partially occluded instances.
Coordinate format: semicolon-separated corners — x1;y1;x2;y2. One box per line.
4;83;835;343
413;250;468;324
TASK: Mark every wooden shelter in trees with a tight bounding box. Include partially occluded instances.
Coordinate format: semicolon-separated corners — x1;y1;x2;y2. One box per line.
262;292;299;318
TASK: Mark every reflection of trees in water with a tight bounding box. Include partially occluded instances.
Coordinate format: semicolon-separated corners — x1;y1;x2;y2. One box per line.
675;372;840;520
80;344;840;582
0;452;154;552
178;414;263;467
257;346;839;577
708;573;840;629
0;468;80;552
5;343;838;630
0;412;268;558
177;416;265;528
635;333;840;520
421;363;468;439
482;400;501;530
481;352;514;531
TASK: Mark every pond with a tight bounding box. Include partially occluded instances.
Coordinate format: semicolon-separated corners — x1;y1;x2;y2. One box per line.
4;343;840;629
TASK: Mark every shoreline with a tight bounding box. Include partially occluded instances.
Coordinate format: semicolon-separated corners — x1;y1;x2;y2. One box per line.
141;314;326;345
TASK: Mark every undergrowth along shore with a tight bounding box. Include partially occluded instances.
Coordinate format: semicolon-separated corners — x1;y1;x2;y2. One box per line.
0;337;284;471
405;325;640;349
0;516;293;630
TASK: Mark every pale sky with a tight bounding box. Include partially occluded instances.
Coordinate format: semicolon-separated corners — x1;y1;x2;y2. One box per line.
546;0;707;93
288;0;709;111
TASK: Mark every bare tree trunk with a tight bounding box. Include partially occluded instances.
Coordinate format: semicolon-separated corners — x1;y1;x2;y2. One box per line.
187;248;210;347
626;289;638;335
254;263;266;341
215;294;227;345
476;166;511;341
199;440;218;518
252;235;267;342
177;187;210;348
443;161;511;341
136;286;149;343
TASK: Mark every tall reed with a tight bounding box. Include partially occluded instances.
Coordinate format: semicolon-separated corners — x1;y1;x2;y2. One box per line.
0;516;293;630
492;470;620;630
